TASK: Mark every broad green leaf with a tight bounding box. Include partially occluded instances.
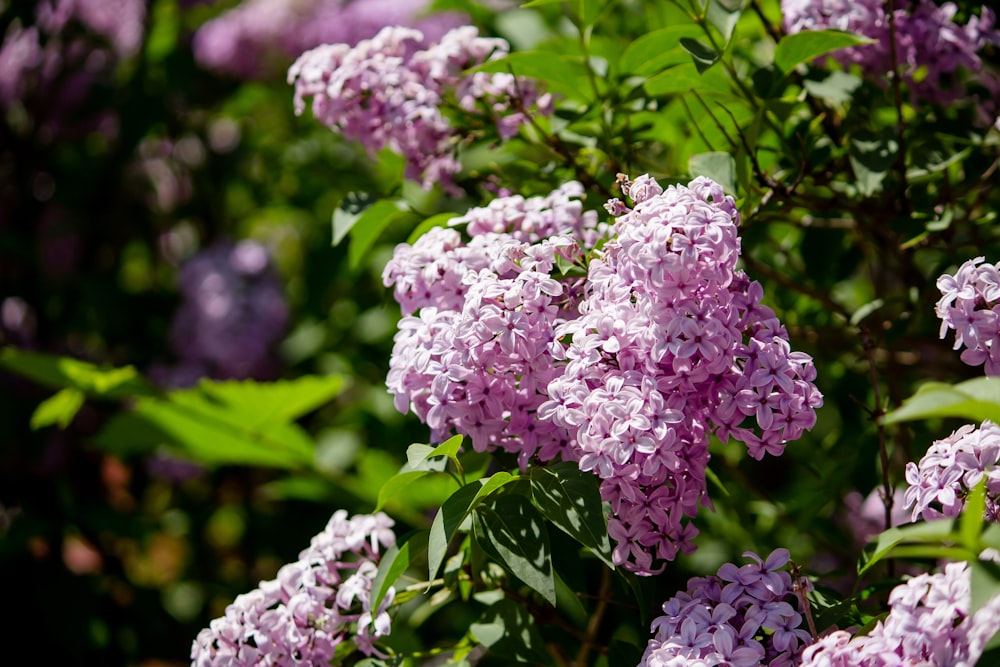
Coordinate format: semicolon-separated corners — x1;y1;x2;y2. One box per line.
1;347;156;399
428;473;515;579
469;598;553;665
376;471;429;511
332;207;361;246
883;377;1000;425
578;0;604;28
689;152;737;195
858;518;957;575
644;62;730;97
196;376;347;425
619;27;703;77
473;495;556;605
407;213;459;244
407;434;464;471
707;0;743;44
370;530;429;614
773;29;874;74
802;69;862;104
849;128;897;197
530;463;613;567
345;199;414;271
470;52;591;98
680;37;719;74
30;387;85;430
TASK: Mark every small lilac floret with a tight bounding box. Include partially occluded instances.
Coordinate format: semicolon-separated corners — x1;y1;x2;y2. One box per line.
936;256;1000;375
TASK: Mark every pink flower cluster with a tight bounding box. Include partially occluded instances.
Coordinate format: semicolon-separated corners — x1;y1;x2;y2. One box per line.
385;176;822;574
640;549;813;667
903;420;1000;522
288;26;552;191
191;511;397;666
193;0;466;79
936;256;1000;375
383;183;599;467
800;561;1000;667
781;0;999;105
542;176;822;572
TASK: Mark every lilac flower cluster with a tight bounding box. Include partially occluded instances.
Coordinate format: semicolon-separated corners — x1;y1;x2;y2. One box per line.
542;176;822;572
800;561;1000;667
161;240;289;384
903;420;1000;522
385;176;821;574
193;0;465;79
640;549;813;667
191;511;397;666
289;26;552;191
383;183;598;467
936;256;1000;375
781;0;999;105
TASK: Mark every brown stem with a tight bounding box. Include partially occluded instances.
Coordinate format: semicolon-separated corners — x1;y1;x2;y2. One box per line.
575;567;612;666
885;0;911;216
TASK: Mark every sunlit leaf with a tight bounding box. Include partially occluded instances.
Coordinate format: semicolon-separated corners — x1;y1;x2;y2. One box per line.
530;463;613;567
1;347;156;399
883;377;1000;425
469;598;553;665
858;518;957;575
689;152;737;195
30;387;85;430
371;530;429;615
473;494;556;605
774;29;874;74
619;26;703;77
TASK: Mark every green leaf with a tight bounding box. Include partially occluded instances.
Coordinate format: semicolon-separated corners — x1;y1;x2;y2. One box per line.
883;377;1000;425
470;52;591;98
473;495;556;605
332;207;361;246
689;152;737;195
348;199;414;271
802;69;862;104
643;62;730;96
428;473;515;579
406;434;464;471
578;0;604;28
530;463;613;567
92;381;326;469
961;478;988;549
619;26;703;77
0;347;156;399
849;128;897;197
376;471;429;511
30;387;85;430
407;213;459;244
370;530;429;615
858;518;957;575
470;598;553;665
680;37;719;74
196;376;347;424
773;29;875;74
706;0;743;44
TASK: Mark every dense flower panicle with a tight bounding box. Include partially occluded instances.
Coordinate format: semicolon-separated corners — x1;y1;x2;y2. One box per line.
781;0;999;106
288;26;552;191
640;549;814;667
193;0;466;79
800;561;1000;667
903;420;1000;522
936;256;1000;374
542;175;822;573
165;240;289;383
383;184;598;466
191;511;396;666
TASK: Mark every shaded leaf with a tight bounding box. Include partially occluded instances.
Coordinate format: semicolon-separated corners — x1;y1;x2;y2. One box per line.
344;199;414;271
371;530;429;614
689;152;737;195
376;471;429;511
530;463;613;567
707;0;743;44
619;26;703;77
849;128;897;197
470;598;553;665
680;37;719;74
473;494;556;605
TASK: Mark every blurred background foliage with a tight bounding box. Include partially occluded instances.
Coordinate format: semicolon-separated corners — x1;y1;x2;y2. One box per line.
1;0;998;664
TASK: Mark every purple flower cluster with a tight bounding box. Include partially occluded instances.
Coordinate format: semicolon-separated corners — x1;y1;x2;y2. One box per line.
288;26;552;191
542;176;822;572
903;420;1000;522
383;183;599;467
800;561;1000;667
191;511;397;666
385;176;822;574
193;0;466;79
161;240;289;384
640;549;813;667
781;0;999;105
936;256;1000;375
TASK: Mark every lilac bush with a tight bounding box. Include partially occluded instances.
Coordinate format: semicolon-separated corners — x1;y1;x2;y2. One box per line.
640;549;814;667
800;561;1000;667
193;0;466;79
161;240;289;384
191;511;397;665
781;0;999;105
288;25;552;191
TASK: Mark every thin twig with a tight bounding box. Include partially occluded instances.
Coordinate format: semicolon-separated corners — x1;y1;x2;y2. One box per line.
576;567;613;666
885;0;911;215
